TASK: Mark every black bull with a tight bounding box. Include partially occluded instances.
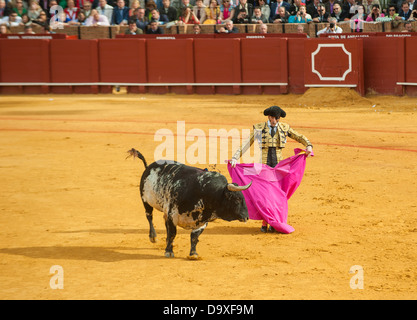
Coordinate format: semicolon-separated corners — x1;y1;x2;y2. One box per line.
127;148;251;259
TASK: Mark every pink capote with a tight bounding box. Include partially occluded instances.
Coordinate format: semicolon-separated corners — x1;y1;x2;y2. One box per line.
227;148;312;234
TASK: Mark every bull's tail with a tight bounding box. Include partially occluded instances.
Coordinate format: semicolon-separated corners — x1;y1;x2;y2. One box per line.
126;148;148;169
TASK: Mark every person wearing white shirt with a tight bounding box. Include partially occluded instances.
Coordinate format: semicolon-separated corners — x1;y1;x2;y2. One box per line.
97;0;113;22
317;17;343;35
85;9;110;25
3;12;22;26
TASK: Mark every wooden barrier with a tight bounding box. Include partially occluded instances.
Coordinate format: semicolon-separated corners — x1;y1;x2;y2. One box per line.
98;39;147;94
304;38;365;95
240;38;288;95
1;35;417;96
401;37;417;96
49;39;99;94
0;39;50;94
4;21;414;39
146;39;194;94
362;37;404;95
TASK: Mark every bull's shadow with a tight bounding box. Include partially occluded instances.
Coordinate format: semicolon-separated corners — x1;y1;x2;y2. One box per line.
0;246;165;262
56;225;258;236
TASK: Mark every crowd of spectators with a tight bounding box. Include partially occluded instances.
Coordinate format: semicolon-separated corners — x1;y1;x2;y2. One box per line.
0;0;416;35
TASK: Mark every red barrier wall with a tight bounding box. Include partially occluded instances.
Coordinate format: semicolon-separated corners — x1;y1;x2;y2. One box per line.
404;37;417;96
240;38;288;95
146;39;194;94
1;37;417;96
287;38;306;94
193;38;241;94
98;39;147;93
0;39;50;94
304;39;364;95
49;39;99;93
362;37;404;95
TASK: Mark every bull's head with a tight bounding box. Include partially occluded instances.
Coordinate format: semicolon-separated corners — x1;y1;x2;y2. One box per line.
219;181;252;222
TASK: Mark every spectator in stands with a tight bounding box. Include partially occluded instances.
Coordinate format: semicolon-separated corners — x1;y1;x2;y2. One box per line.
70;10;86;24
178;6;199;23
145;0;157;19
316;16;342;34
21;12;31;25
176;0;193;19
65;0;79;22
192;22;201;33
402;20;414;30
324;0;342;14
350;3;366;31
129;0;140;17
150;8;169;24
366;3;384;21
47;0;58;19
233;0;253;22
287;0;297;16
6;11;22;25
271;5;289;23
54;11;70;27
297;23;309;37
331;3;348;21
112;0;129;25
270;0;290;22
257;0;270;20
0;23;11;33
219;0;235;23
74;0;88;8
406;0;417;11
312;3;330;22
399;1;413;19
159;0;177;22
125;18;143;32
259;22;268;32
386;3;401;20
215;19;238;32
12;0;27;17
146;18;164;32
252;6;268;23
82;1;92;17
38;22;52;33
32;10;48;25
27;0;42;20
133;7;148;30
307;0;320;17
23;24;35;33
204;0;220;24
97;0;113;23
341;0;358;20
365;0;381;14
234;7;250;23
0;0;11;20
288;3;311;22
85;8;110;24
192;0;206;24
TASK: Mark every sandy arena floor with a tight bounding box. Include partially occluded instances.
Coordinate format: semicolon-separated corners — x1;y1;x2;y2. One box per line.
0;88;416;300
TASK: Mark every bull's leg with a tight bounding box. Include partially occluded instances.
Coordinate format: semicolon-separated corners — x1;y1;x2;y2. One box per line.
189;223;208;260
164;216;177;258
143;202;157;243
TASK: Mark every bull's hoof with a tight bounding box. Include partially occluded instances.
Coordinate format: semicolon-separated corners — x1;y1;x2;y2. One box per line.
165;251;174;258
187;254;201;260
149;236;157;243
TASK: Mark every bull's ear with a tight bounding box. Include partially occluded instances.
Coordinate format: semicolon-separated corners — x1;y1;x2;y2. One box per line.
227;181;252;192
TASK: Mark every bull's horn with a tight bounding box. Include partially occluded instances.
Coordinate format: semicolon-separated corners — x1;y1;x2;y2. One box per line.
227;181;252;192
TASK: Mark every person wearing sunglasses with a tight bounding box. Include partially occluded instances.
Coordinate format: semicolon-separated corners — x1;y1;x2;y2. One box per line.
365;3;384;21
312;3;330;22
